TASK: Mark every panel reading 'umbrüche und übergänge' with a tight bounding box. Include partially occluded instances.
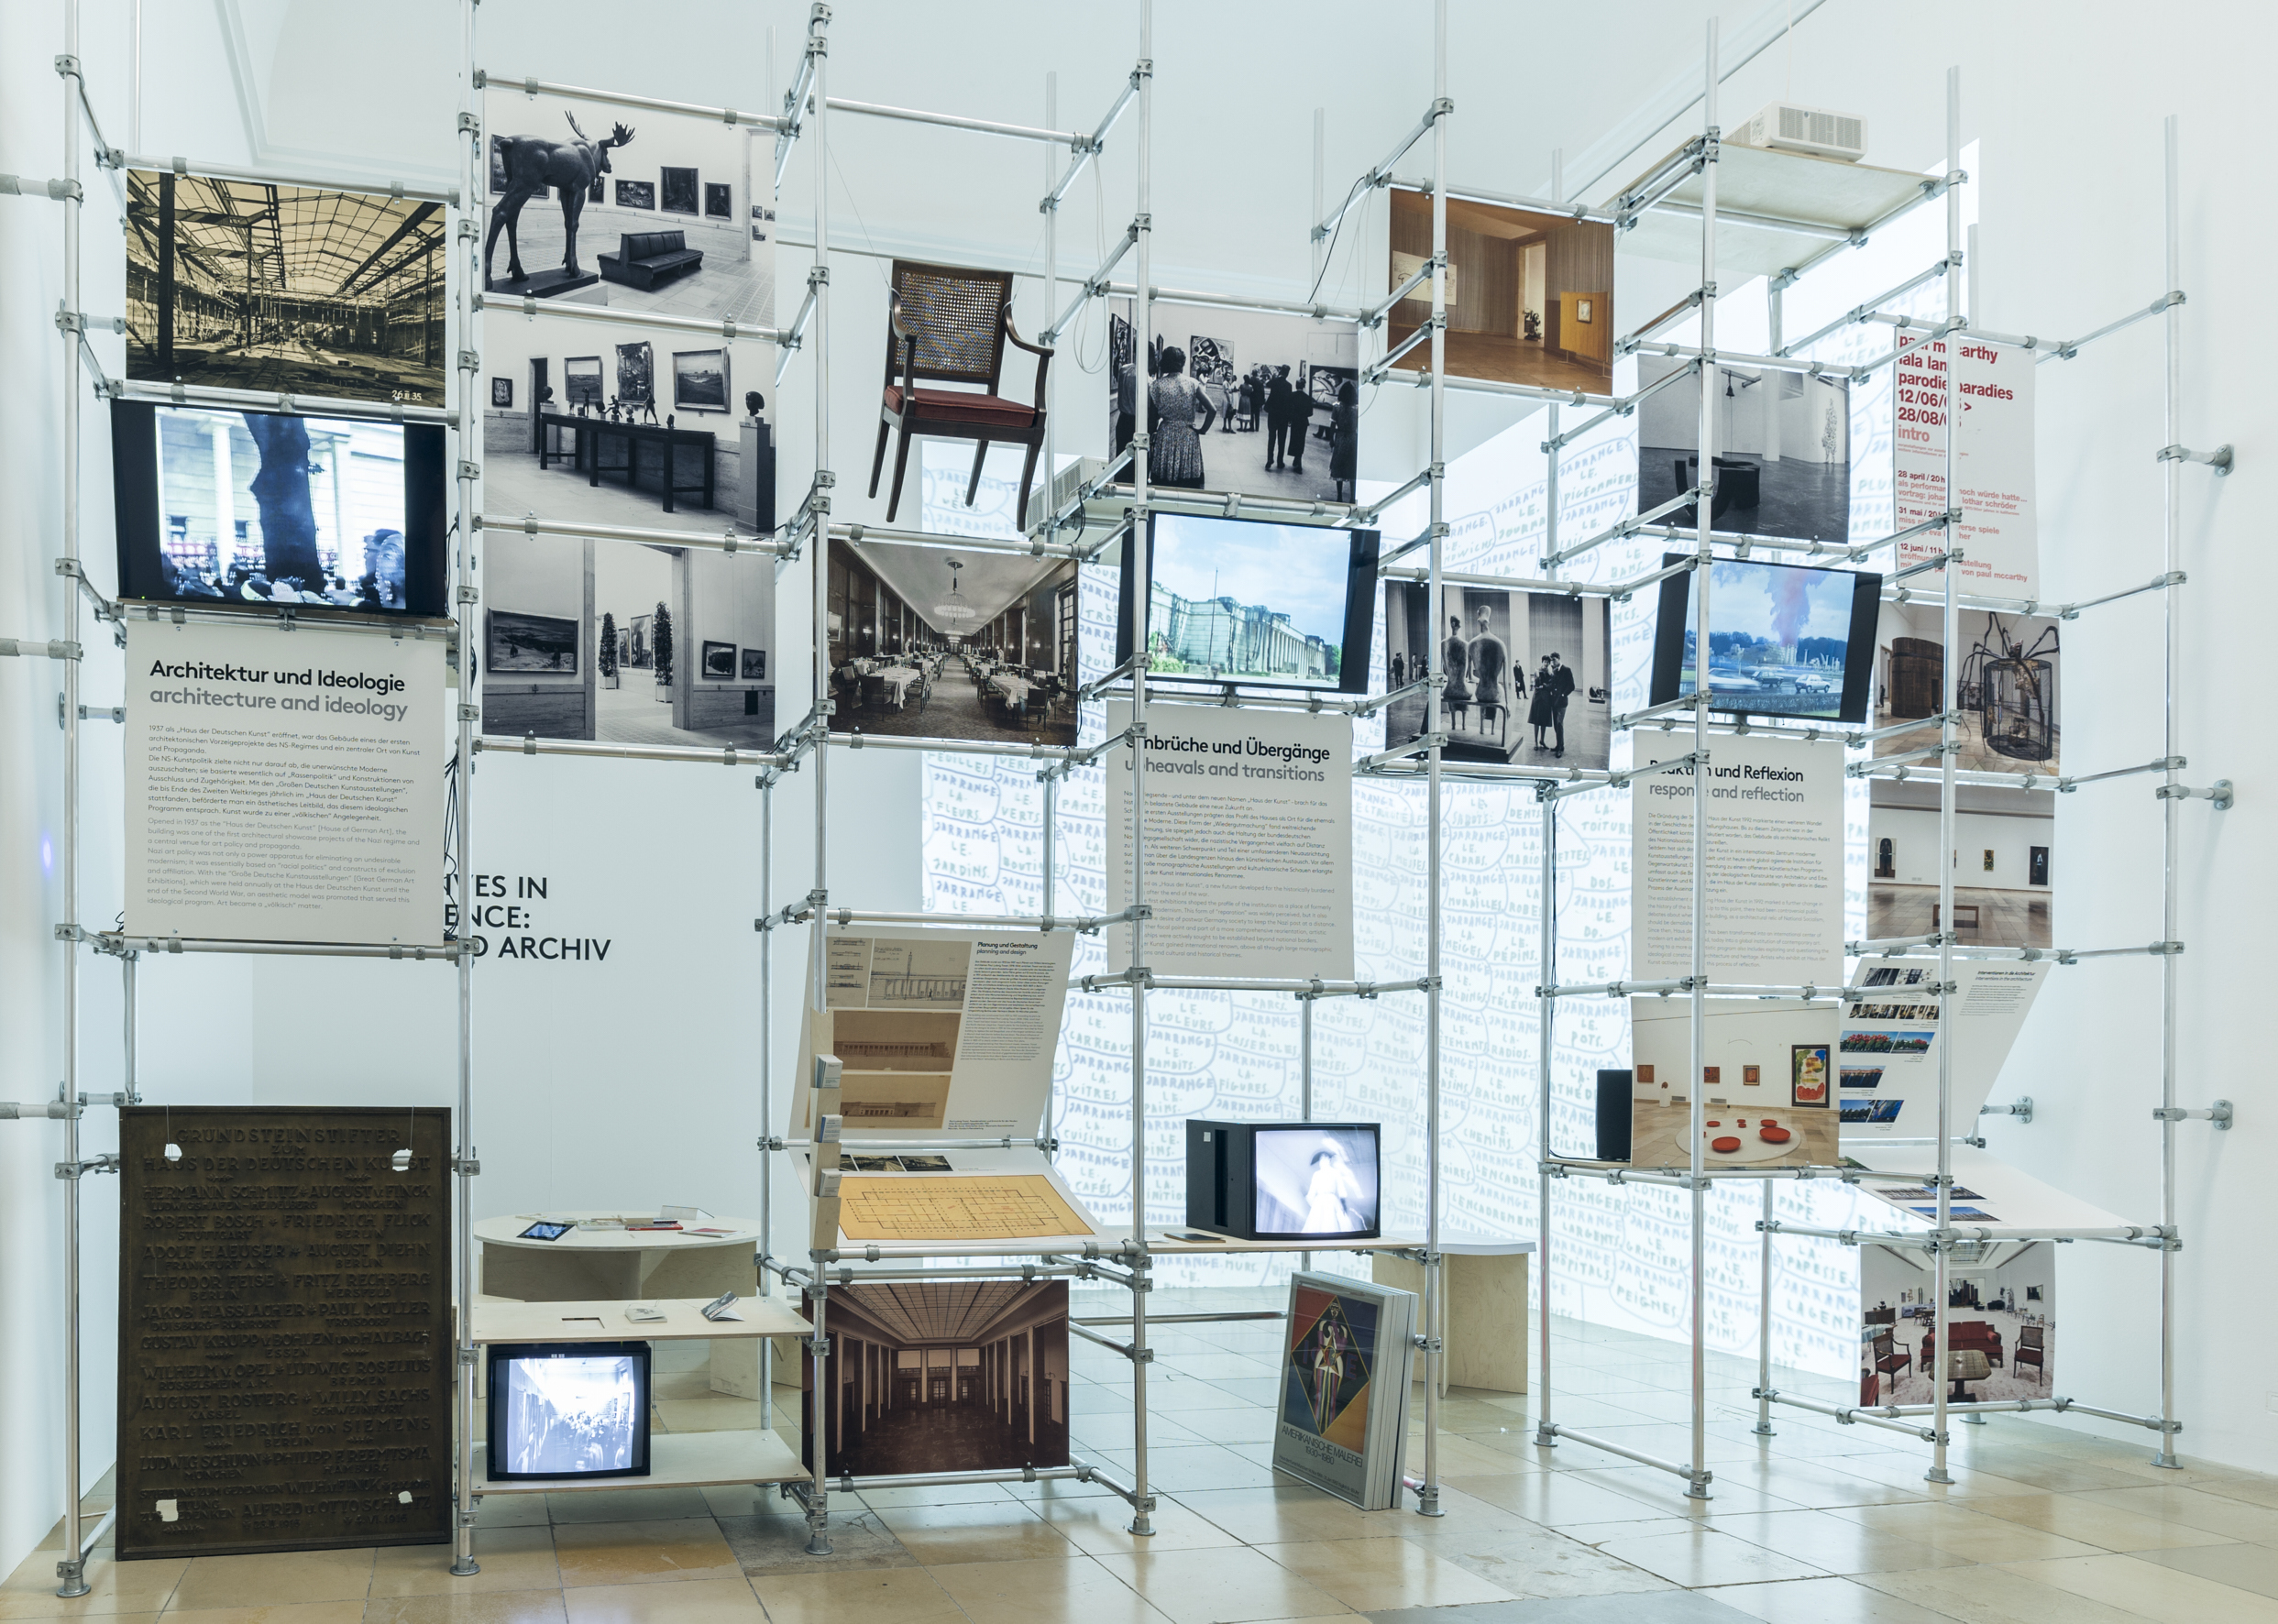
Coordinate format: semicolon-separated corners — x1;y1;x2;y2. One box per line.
117;1106;453;1560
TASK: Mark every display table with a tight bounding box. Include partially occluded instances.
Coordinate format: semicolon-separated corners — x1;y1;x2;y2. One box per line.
476;1213;765;1396
1372;1237;1534;1396
537;411;717;513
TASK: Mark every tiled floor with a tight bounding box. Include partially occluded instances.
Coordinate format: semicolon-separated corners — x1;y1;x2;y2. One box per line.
10;1287;2274;1623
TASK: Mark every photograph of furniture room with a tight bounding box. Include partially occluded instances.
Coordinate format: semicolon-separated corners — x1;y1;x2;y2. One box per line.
1860;1240;2054;1407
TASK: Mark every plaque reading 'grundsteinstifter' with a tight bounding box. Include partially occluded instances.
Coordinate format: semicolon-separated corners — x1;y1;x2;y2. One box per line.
116;1106;453;1559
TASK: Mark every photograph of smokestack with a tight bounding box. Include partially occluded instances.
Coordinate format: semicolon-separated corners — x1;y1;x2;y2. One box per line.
1633;355;1852;543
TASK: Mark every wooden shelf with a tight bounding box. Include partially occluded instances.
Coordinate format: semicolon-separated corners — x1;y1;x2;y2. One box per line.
473;1427;806;1495
469;1296;810;1344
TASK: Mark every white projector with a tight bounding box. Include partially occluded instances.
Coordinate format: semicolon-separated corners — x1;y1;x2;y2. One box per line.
1732;102;1867;163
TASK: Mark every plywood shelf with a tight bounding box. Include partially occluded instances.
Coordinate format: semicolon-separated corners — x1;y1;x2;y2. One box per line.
473;1427;806;1494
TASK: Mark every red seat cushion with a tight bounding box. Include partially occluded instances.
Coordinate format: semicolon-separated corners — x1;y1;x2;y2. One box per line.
884;386;1038;427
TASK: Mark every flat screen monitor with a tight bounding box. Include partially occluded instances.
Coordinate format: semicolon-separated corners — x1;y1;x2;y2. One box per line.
1649;553;1881;722
1185;1120;1381;1241
1117;512;1378;695
485;1341;651;1481
110;399;449;619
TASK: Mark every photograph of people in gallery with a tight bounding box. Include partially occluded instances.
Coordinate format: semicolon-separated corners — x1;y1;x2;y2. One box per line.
1381;187;1613;394
1109;302;1360;506
149;407;413;609
1382;581;1612;767
825;538;1079;747
1635;355;1852;543
1858;1241;2052;1408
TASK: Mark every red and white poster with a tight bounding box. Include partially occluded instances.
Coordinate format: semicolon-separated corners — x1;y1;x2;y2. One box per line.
1892;335;2037;597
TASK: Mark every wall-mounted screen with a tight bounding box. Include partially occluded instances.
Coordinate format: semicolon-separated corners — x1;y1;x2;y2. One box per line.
1648;554;1881;722
111;400;448;619
1117;512;1377;695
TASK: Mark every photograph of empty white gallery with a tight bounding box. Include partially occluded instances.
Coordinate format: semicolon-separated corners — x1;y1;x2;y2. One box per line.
480;532;775;749
1868;778;2052;949
828;536;1078;746
801;1281;1070;1477
1381;187;1613;393
1636;355;1852;543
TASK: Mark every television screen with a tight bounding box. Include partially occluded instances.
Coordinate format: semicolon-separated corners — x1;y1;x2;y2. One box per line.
111;399;448;619
1649;554;1880;722
486;1341;651;1480
1252;1125;1381;1238
1117;512;1378;695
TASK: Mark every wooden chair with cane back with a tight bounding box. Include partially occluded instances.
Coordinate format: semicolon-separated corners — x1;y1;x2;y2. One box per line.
871;260;1052;527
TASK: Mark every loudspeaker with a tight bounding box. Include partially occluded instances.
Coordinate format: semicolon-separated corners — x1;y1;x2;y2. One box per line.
1595;1070;1633;1162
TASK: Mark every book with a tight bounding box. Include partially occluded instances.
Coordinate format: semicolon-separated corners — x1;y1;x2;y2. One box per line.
1271;1272;1417;1509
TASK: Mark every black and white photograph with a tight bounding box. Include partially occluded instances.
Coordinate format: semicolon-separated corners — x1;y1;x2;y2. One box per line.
481;93;776;544
827;535;1081;747
1876;603;2062;772
1859;1243;2052;1408
126;170;446;405
491;377;513;408
672;348;729;413
484;88;768;322
489;1344;649;1480
802;1282;1069;1478
1253;1126;1381;1237
1636;354;1852;543
1383;581;1612;767
481;531;776;749
123;403;442;614
1109;300;1362;505
1383;188;1614;393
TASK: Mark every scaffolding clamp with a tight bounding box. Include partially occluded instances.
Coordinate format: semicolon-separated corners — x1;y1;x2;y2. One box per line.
2156;443;2233;475
2153;1102;2232;1130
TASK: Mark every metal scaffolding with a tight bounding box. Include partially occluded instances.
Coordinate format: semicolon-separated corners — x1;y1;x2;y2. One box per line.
3;0;2238;1596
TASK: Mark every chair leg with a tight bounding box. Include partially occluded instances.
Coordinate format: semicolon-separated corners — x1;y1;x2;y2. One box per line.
885;422;916;523
965;439;991;507
1016;434;1042;529
869;416;891;499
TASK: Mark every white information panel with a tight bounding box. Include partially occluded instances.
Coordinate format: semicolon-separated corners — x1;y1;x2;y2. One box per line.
1631;732;1844;987
1106;700;1354;981
125;615;447;944
1892;335;2038;596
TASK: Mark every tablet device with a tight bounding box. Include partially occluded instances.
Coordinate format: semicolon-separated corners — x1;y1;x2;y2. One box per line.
519;1220;574;1242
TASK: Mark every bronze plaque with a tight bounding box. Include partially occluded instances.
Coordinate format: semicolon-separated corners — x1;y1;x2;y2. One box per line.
117;1105;452;1558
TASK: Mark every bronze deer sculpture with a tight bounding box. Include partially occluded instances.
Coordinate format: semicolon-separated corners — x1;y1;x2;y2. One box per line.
484;111;634;288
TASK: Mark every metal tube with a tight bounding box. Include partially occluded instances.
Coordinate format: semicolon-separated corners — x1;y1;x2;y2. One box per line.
56;7;88;1594
1764;1390;1939;1441
475;736;789;769
116;151;460;205
1040;227;1136;346
476;511;791;557
1540;1423;1701;1480
1544;357;1700;454
759;780;775;1407
824;96;1086;148
1755;1180;1775;1435
1777;258;1953;357
1925;66;1963;1489
1125;0;1155;1542
479;72;783;132
100;935;463;960
1533;795;1557;1450
833;521;1083;559
1107;281;1371;325
826;1465;1095;1494
110;378;457;428
804;5;832;1553
471;291;779;345
1386;173;1615;229
1416;0;1448;1520
1683;18;1719;1507
2156;114;2183;1472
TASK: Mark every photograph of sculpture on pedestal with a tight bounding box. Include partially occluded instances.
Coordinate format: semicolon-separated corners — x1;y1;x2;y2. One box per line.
1859;1241;2052;1409
1381;580;1612;768
1380;187;1614;394
1875;604;2061;773
1634;356;1853;543
1107;300;1361;505
800;1282;1069;1478
479;535;776;751
125;169;446;405
480;86;776;543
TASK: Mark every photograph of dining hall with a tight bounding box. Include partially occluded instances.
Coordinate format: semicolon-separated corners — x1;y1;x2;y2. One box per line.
828;534;1080;746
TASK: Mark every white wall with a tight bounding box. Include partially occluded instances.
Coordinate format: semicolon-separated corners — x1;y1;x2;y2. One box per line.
12;0;2278;1578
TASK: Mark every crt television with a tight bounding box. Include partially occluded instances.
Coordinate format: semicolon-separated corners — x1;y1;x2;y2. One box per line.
110;399;449;619
1185;1120;1381;1241
1648;554;1881;723
485;1340;652;1481
1117;511;1379;695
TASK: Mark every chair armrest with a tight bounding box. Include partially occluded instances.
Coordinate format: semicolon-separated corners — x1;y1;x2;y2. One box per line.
886;290;919;396
1003;313;1051;411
